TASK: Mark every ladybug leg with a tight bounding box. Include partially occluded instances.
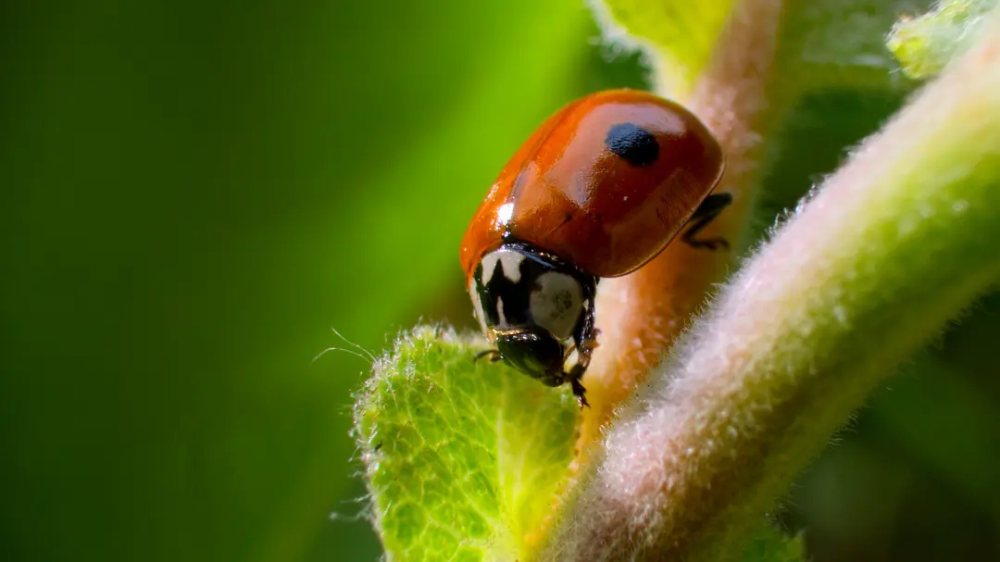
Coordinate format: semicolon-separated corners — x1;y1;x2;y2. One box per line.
682;192;732;250
567;293;599;409
474;349;502;363
567;337;598;409
568;364;590;409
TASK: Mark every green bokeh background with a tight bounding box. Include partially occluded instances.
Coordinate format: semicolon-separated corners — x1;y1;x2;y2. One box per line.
3;1;999;561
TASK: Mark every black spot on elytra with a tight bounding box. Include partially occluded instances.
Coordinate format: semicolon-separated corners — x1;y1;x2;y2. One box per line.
605;123;658;167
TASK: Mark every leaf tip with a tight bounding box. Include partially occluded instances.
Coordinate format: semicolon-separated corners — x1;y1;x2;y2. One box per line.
887;0;998;79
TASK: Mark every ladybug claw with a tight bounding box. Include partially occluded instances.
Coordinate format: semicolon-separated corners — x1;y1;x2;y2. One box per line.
570;377;590;409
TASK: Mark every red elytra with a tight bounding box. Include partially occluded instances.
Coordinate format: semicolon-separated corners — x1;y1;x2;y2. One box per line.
460;89;724;280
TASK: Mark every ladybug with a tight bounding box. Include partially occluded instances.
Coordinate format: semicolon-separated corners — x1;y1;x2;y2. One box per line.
460;89;728;407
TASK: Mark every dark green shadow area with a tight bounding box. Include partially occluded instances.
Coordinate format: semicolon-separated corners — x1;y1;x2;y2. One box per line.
0;2;644;561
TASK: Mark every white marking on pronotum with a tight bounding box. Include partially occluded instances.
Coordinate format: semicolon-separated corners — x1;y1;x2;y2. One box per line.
469;278;490;337
530;272;584;341
480;248;526;284
497;297;509;329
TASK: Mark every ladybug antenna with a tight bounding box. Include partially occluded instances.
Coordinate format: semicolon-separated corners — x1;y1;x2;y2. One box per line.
312;345;372;365
313;326;377;365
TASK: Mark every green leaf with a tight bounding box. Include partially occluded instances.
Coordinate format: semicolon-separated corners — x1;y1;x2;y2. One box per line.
741;525;805;562
774;0;928;93
888;0;999;79
354;327;579;561
590;0;738;93
595;0;922;98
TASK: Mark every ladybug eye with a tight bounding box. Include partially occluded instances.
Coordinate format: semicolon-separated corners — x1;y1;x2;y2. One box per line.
605;122;659;167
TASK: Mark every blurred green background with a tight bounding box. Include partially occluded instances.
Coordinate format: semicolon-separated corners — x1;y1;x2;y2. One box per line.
3;1;999;561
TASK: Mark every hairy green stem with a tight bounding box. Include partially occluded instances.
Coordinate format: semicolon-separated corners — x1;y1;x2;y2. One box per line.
580;0;781;454
542;12;1000;562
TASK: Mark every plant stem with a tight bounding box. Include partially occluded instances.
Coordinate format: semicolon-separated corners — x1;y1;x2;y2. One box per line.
545;12;1000;561
577;0;783;455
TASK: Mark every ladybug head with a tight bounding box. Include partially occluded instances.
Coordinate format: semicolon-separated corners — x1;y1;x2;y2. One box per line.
468;241;597;389
494;330;565;386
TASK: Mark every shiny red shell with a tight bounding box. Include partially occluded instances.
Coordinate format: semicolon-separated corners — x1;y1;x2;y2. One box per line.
460;89;724;280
